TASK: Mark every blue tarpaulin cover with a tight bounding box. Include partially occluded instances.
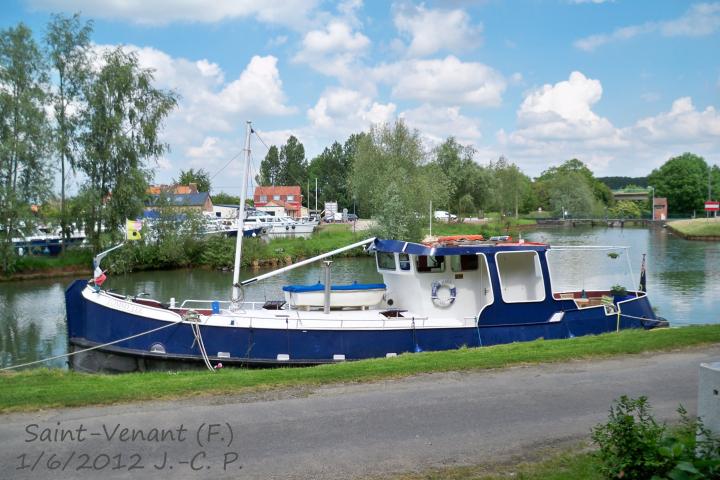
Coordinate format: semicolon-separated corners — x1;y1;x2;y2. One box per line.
283;283;386;293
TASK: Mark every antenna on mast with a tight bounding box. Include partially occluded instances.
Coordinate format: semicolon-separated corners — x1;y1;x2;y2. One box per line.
231;121;253;308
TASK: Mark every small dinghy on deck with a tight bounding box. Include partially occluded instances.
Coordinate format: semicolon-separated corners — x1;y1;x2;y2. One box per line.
283;283;386;309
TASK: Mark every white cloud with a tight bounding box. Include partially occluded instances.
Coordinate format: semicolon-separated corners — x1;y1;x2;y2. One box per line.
187;137;224;160
399;104;482;146
28;0;320;29
393;4;482;56
307;87;396;136
495;71;720;176
575;2;720;51
632;97;720;143
294;21;370;78
378;56;506;106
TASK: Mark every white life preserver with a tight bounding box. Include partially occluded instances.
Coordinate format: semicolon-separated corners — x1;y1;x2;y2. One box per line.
431;280;457;307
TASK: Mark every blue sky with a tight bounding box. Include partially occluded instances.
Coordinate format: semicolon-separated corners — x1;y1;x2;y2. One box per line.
2;0;719;193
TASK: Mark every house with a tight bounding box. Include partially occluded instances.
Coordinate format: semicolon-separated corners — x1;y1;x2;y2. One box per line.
145;184;213;213
253;186;302;218
653;197;668;221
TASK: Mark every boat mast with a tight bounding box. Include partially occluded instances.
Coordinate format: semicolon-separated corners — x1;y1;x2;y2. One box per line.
231;121;253;303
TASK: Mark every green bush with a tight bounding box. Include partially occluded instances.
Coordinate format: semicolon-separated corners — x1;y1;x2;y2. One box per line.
592;396;720;480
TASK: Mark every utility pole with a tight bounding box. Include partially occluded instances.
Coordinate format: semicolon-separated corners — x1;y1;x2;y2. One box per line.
315;178;318;214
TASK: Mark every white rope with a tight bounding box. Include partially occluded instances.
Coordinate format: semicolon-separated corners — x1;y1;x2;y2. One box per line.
189;315;215;372
1;317;185;371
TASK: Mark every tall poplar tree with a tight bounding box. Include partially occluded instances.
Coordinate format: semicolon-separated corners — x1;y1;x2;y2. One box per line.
0;23;50;272
45;13;93;246
78;47;177;250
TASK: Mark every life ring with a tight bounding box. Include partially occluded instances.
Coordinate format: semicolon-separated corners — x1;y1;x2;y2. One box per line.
431;280;457;307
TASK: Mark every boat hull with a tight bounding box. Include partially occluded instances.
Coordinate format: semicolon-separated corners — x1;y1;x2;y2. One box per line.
65;279;664;373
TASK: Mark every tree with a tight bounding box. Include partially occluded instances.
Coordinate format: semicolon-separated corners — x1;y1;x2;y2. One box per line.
0;23;51;272
546;171;595;217
431;137;493;214
257;145;280;186
78;47;177;250
648;153;713;215
352;121;449;240
307;133;363;210
211;192;240;206
610;200;642;219
489;156;531;218
537;158;614;208
45;13;93;247
176;168;211;192
277;136;307;190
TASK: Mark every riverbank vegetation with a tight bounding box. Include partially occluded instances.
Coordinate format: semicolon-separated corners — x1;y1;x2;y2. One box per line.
1;325;719;413
667;217;720;238
2;14;717;275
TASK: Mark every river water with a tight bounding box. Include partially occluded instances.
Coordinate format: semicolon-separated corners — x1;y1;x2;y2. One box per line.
1;226;718;369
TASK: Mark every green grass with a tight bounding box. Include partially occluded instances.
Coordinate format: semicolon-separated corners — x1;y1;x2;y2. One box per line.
668;217;720;237
3;248;93;278
428;217;535;238
384;448;601;480
1;325;719;413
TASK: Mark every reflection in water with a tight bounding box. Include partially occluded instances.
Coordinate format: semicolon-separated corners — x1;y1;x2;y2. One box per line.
527;226;720;324
1;227;718;369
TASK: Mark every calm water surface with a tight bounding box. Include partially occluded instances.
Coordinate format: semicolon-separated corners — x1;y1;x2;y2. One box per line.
1;226;718;369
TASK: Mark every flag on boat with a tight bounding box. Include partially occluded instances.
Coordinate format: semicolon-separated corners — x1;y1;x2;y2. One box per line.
638;254;647;293
126;219;142;241
93;266;107;286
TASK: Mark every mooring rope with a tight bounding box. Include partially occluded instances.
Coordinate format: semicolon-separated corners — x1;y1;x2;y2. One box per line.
1;316;186;371
188;312;215;372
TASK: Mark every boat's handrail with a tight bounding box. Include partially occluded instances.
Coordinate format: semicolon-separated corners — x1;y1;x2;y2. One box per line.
180;299;266;309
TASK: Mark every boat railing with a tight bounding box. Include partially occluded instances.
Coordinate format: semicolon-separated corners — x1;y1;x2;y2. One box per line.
180;299;267;310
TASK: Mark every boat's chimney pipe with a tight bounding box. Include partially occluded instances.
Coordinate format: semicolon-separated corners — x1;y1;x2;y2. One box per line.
323;260;332;314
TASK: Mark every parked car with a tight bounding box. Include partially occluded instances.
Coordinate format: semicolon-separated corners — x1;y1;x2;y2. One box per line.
347;213;358;222
434;210;457;221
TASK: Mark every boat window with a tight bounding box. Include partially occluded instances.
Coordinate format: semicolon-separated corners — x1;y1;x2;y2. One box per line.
415;255;445;273
450;255;478;272
398;253;411;271
377;252;396;270
496;251;545;303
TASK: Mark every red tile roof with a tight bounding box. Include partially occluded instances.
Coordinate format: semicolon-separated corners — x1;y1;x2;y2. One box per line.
254;186;301;196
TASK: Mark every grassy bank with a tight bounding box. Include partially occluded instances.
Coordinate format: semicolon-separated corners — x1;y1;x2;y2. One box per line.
1;325;719;413
667;217;720;238
0;249;93;281
383;447;601;480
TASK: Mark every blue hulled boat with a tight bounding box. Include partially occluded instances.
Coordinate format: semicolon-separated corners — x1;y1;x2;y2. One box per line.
64;122;666;372
65;236;666;372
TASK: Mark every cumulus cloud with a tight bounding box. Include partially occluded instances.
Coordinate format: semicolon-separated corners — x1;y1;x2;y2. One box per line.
377;56;506;106
575;2;720;51
293;21;370;78
307;87;396;136
399;104;482;146
27;0;320;28
496;71;720;176
632;97;720;143
393;4;482;56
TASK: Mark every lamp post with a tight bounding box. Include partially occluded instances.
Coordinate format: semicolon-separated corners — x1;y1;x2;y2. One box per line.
648;186;655;221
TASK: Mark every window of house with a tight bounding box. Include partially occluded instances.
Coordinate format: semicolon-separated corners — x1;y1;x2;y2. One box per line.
398;253;411;271
376;252;396;270
259;195;267;202
450;255;479;272
273;195;280;201
287;195;295;201
415;255;445;273
496;251;545;303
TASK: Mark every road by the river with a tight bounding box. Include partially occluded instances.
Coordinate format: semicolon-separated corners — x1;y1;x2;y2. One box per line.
1;346;716;480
